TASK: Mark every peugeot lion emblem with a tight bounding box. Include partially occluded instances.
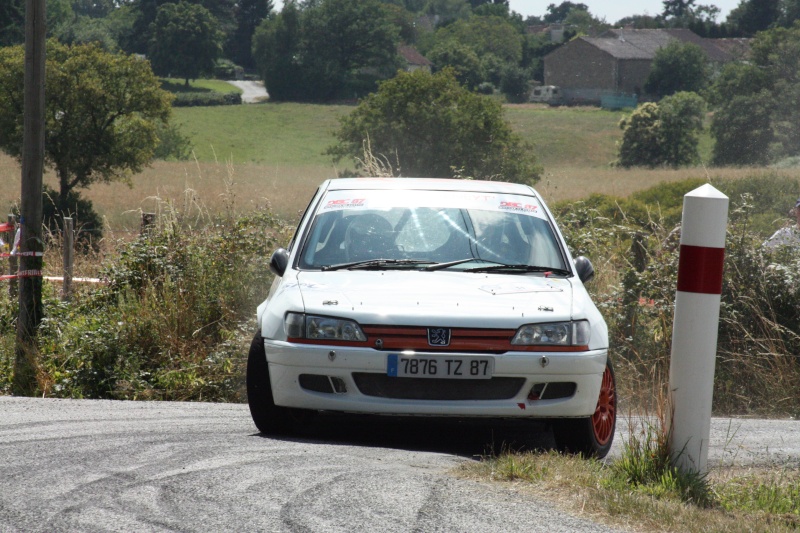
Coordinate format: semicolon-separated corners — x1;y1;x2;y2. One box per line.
428;327;451;346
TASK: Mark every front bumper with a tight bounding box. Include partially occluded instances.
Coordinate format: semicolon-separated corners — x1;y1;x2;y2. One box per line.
264;340;607;418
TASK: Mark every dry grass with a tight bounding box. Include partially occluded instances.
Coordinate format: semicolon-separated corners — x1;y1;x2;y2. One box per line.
536;165;800;205
458;449;800;533
5;152;800;233
0;154;336;229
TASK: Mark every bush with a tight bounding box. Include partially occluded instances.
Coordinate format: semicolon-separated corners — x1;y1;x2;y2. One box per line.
328;68;541;186
14;199;289;401
616;93;706;168
153;120;193;160
555;174;800;417
476;82;495;95
213;59;244;80
39;185;103;251
172;91;242;107
499;64;530;103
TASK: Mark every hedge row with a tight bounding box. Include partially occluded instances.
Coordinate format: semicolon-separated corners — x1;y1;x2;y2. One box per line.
173;91;242;107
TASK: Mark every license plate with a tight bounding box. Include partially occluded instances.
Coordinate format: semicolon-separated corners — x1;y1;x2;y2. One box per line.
386;354;494;379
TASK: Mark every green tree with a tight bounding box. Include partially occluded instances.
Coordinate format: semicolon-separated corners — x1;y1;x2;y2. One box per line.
616;92;705;168
706;24;800;164
434;15;523;64
726;0;781;36
252;1;302;101
302;0;401;99
226;0;273;69
72;0;116;18
327;69;541;185
47;0;75;32
749;22;800;156
662;0;696;19
253;0;401;101
658;91;706;166
122;0;236;55
710;93;774;166
55;16;119;50
616;103;663;168
427;39;483;88
707;62;774;166
543;2;589;23
0;0;24;47
780;0;800;26
148;1;223;86
0;41;173;204
644;41;708;97
499;63;530;103
424;0;472;24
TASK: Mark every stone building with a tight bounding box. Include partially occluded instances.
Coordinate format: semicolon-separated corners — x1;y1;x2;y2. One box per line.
543;29;740;105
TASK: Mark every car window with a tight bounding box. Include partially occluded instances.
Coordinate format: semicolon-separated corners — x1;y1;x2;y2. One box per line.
297;189;567;271
395;208;465;254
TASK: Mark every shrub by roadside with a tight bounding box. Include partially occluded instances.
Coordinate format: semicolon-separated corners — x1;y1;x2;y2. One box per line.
554;173;800;417
0;196;289;401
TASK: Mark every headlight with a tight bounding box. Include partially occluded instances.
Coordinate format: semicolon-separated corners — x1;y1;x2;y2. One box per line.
511;320;590;346
284;312;367;342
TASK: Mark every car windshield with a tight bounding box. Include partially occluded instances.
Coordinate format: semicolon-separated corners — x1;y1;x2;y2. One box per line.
298;188;568;273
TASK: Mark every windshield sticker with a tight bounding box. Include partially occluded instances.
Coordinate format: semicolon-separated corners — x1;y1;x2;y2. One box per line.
322;198;367;211
499;201;540;215
320;190;547;219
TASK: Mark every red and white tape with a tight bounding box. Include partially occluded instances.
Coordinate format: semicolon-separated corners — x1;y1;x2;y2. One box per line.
0;270;42;281
0;251;44;258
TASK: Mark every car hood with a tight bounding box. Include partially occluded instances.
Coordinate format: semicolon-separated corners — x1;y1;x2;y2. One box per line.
295;270;575;328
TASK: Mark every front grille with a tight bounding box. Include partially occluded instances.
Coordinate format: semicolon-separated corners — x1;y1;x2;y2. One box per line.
359;325;587;353
361;325;515;353
352;373;525;400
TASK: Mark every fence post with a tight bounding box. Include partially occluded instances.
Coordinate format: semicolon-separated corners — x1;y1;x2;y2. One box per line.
141;212;156;235
7;215;17;298
62;217;74;300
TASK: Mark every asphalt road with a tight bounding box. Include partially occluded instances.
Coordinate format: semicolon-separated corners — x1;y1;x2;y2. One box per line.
1;397;798;532
226;80;268;103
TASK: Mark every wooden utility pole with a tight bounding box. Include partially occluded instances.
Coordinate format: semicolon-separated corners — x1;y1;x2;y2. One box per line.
14;0;46;396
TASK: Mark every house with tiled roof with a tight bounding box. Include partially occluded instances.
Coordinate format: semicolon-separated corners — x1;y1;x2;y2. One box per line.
543;29;747;105
398;45;432;73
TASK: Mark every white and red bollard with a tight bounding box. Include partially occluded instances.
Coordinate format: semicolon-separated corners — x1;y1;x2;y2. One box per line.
668;184;729;474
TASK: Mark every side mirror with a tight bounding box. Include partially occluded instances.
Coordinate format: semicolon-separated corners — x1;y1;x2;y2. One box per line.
574;256;595;284
269;248;290;277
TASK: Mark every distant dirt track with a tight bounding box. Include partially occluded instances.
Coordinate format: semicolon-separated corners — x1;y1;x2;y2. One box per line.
0;397;797;532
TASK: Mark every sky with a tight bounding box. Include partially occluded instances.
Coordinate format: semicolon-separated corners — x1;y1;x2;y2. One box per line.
509;1;742;24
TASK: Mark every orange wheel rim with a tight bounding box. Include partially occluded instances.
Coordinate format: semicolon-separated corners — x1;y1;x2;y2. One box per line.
592;365;616;445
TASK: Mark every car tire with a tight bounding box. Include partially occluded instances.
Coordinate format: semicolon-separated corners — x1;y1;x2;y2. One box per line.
552;358;616;459
246;332;295;434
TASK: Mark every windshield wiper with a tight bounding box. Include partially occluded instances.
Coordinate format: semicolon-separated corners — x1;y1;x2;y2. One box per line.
464;264;572;276
321;259;433;271
422;258;476;271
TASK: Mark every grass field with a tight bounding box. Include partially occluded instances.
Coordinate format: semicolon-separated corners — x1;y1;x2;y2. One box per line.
1;101;798;227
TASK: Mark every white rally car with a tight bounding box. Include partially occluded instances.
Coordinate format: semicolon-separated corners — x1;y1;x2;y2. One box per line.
248;178;615;457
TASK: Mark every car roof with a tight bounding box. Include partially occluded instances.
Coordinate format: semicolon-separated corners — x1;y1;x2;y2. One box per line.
323;177;538;196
